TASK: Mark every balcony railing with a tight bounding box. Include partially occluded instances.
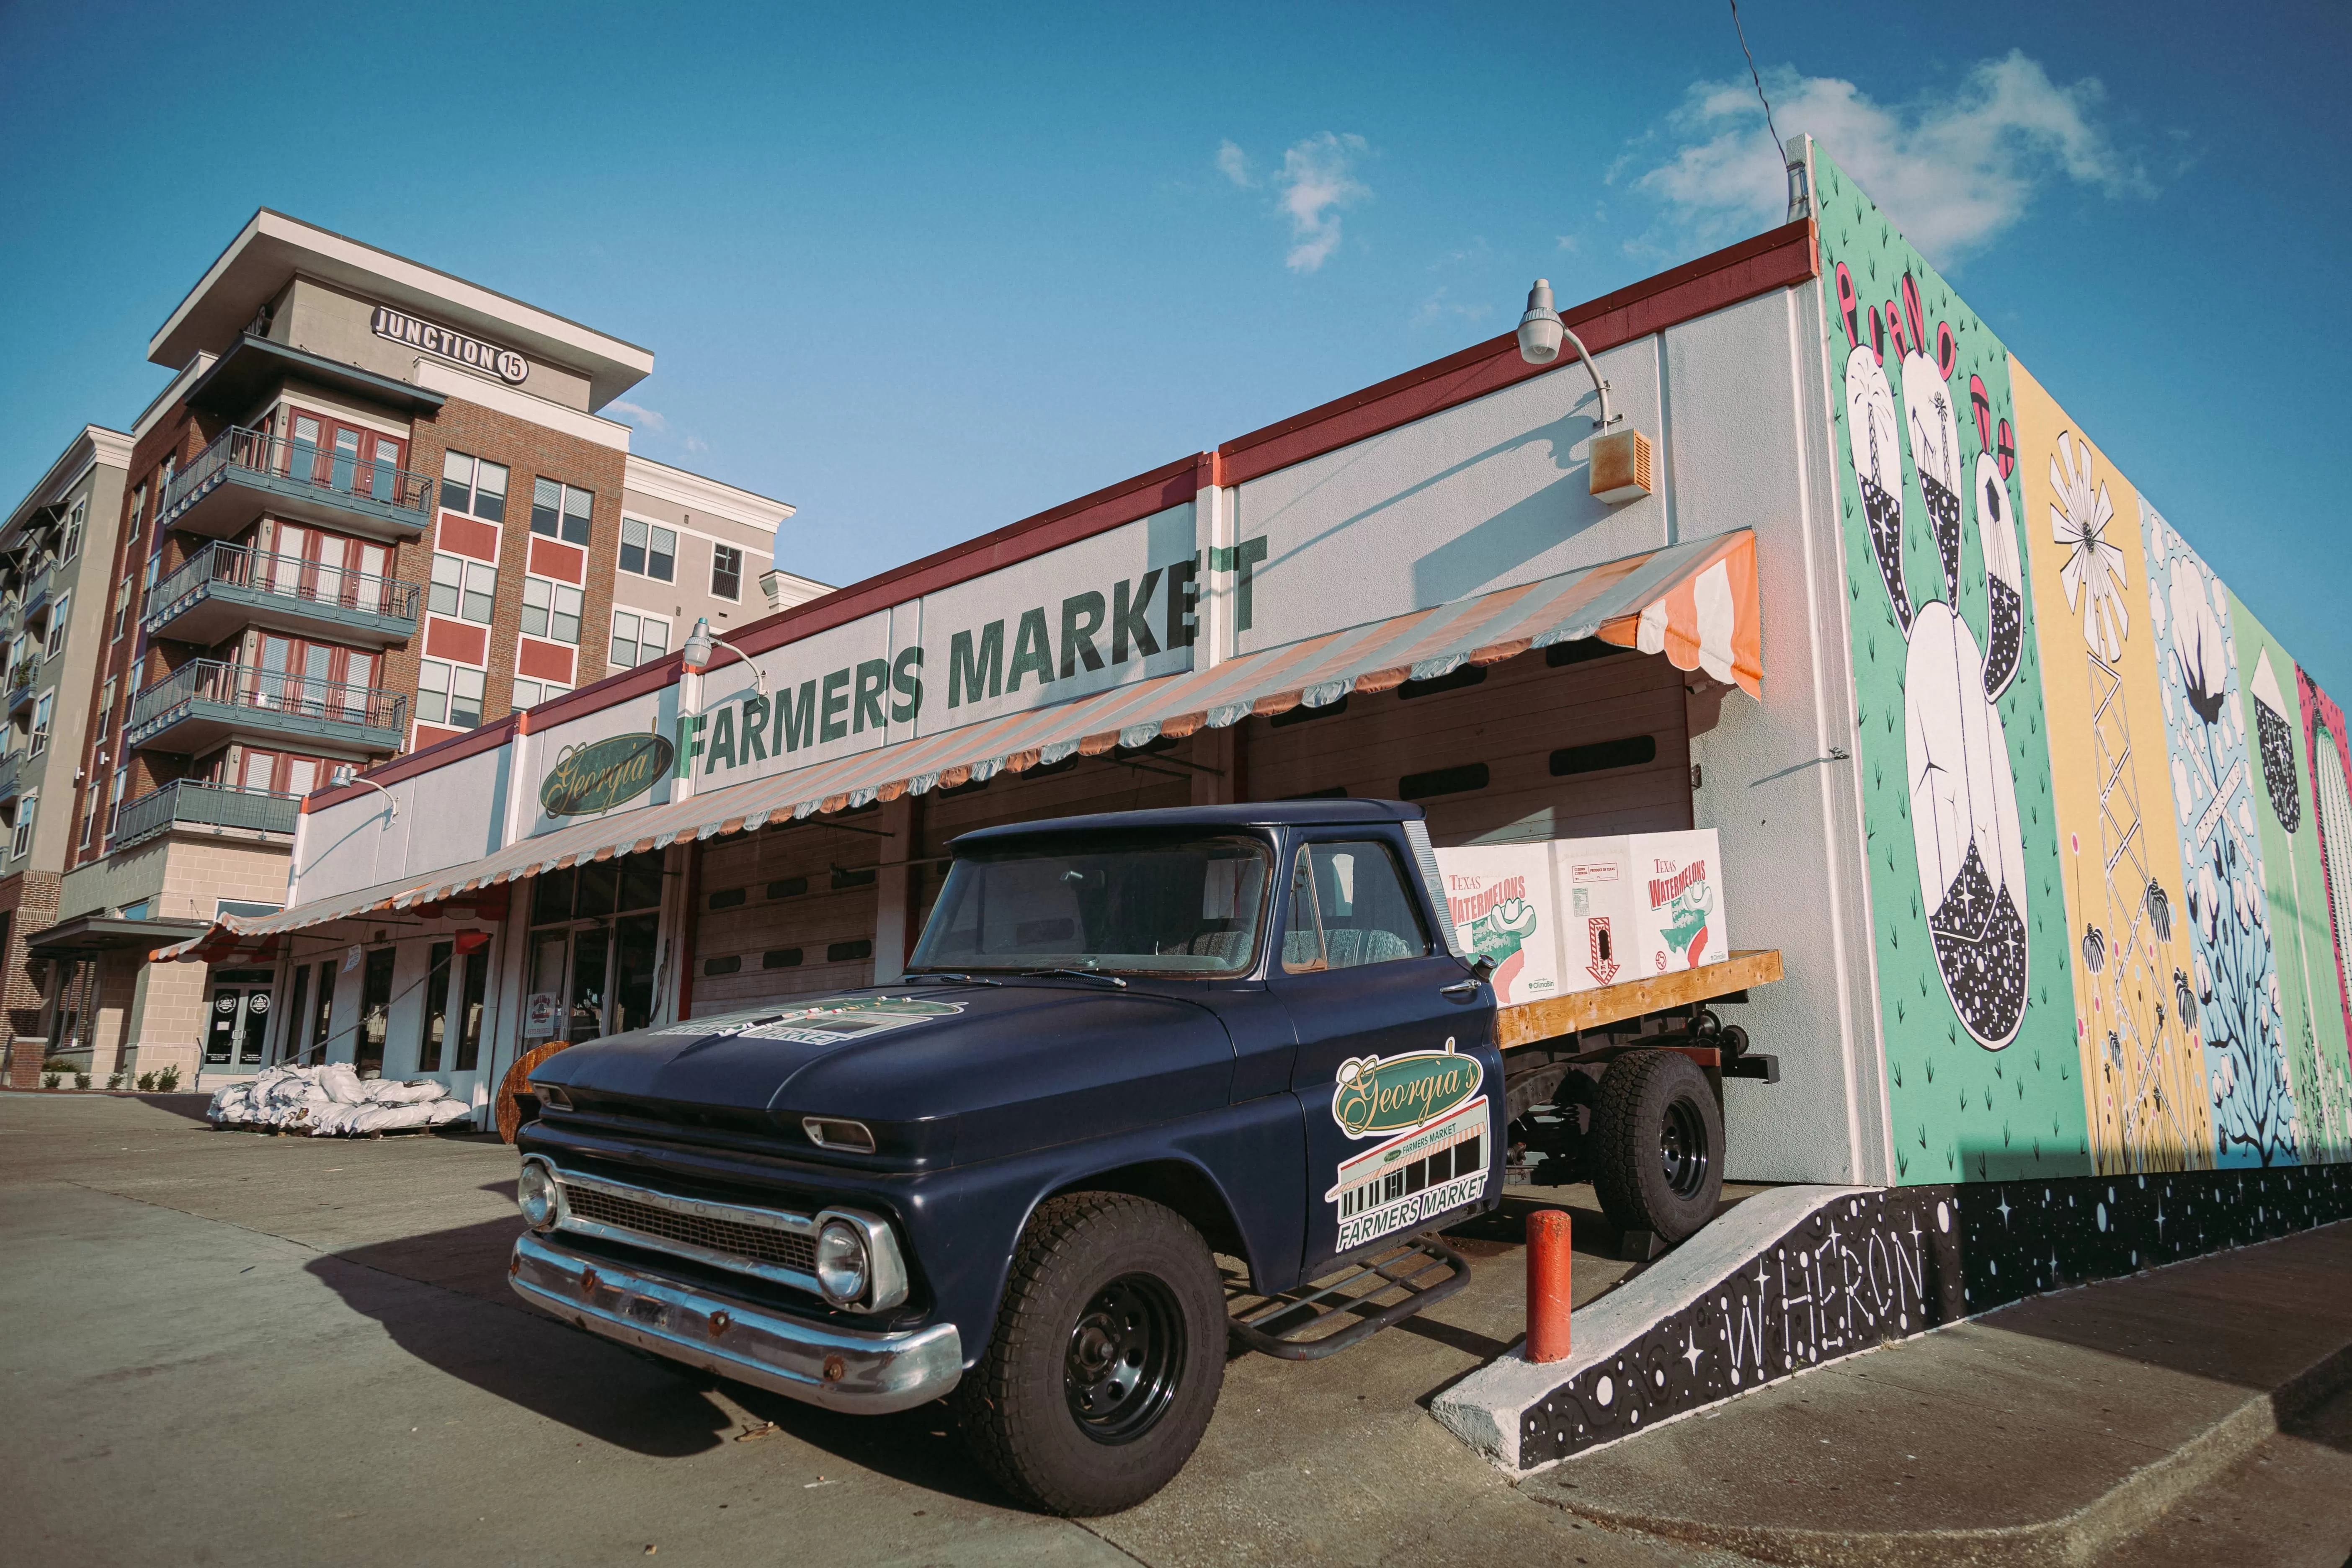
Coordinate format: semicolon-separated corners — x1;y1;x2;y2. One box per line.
0;748;23;805
128;659;407;741
160;425;433;532
7;652;40;703
149;542;423;636
113;779;301;849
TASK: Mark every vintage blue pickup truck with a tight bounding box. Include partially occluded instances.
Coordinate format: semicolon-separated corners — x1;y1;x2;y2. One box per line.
511;800;1760;1512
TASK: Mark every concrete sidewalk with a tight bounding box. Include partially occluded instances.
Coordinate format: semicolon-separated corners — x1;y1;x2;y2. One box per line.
1527;1217;2352;1567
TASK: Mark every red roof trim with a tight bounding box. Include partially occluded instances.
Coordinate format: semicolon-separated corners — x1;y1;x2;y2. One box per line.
1217;221;1818;485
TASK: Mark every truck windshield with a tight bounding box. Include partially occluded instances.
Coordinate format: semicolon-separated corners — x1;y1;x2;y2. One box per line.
909;834;1273;977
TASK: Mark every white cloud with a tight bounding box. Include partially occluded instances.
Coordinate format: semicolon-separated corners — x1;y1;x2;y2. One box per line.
1217;132;1372;272
1412;286;1495;330
608;400;668;435
1636;52;2150;266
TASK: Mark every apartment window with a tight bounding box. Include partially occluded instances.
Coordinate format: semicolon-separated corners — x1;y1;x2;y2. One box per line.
98;676;116;728
28;694;52;758
711;543;743;601
429;553;496;623
158;455;175;507
126;485;144;544
11;794;33;859
520;577;582;644
105;764;129;838
112;576;132;641
609;610;670;669
416;660;485;730
511;677;570;712
619;517;676;582
142;552;160;598
62;503;83;563
42;594;67;659
440;451;509;522
530;479;593;546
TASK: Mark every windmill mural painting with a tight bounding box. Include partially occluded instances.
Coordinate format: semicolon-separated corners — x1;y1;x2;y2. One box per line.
2014;379;2211;1173
2144;509;2299;1166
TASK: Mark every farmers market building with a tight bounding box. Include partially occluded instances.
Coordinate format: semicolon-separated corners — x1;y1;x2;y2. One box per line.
159;136;2352;1200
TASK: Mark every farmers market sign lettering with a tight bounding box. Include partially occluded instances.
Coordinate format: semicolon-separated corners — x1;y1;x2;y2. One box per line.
1331;1044;1483;1140
540;732;673;817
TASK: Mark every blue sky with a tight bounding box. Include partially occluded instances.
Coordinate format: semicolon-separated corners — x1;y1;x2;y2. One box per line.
3;1;2346;687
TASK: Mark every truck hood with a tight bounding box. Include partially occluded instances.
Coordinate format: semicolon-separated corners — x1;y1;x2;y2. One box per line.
531;981;1238;1165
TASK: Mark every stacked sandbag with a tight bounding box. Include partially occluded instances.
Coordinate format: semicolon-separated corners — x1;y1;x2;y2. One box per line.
207;1064;476;1135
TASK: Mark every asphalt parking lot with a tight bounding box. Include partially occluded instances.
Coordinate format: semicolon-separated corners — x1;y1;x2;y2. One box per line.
0;1092;1734;1568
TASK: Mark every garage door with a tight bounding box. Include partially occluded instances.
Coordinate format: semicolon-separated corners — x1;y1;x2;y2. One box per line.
1244;644;1692;847
692;812;889;1008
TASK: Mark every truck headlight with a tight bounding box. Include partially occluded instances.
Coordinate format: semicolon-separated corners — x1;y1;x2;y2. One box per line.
815;1220;869;1305
517;1159;560;1232
811;1208;910;1313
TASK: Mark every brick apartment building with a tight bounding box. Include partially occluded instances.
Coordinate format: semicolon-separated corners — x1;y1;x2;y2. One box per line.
0;426;133;1085
8;210;822;1088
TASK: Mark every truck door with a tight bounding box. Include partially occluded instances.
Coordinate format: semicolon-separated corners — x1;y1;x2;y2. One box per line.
1269;830;1497;1274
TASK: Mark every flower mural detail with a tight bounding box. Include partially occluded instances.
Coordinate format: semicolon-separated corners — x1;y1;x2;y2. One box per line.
2249;649;2303;834
2146;506;2299;1167
2050;432;2130;663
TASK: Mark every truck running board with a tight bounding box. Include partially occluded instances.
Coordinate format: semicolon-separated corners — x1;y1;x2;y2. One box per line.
1226;1233;1474;1361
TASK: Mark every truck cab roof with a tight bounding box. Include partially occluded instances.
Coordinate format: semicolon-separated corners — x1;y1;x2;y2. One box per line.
948;798;1427;851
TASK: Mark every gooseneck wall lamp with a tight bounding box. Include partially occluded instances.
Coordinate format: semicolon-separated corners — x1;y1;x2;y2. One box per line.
1516;279;1653;505
681;616;767;698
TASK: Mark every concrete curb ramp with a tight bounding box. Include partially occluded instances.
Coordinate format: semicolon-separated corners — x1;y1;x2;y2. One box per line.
1547;1336;2350;1567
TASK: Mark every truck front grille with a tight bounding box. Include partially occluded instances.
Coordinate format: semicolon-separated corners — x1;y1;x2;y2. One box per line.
550;1171;820;1284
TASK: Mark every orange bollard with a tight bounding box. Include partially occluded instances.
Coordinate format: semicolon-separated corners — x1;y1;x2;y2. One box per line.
1526;1208;1573;1362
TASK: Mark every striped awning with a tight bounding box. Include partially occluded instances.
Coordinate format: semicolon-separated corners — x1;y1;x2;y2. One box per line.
154;531;1759;961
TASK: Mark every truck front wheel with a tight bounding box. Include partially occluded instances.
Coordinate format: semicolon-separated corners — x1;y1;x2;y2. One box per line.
954;1192;1226;1515
1589;1049;1724;1244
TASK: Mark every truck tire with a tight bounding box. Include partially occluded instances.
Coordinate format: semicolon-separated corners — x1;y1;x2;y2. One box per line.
1589;1050;1723;1244
953;1191;1226;1515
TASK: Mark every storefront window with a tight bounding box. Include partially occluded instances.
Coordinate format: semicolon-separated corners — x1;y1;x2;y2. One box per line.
356;947;395;1075
204;968;276;1067
417;941;455;1072
526;850;665;1046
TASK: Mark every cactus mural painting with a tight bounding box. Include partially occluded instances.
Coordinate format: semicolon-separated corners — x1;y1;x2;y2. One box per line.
1813;151;2089;1183
2301;670;2352;1106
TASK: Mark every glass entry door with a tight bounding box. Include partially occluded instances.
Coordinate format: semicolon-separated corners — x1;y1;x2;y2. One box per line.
204;968;276;1068
524;851;665;1045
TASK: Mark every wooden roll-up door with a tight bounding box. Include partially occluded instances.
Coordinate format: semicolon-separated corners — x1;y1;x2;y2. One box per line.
692;813;890;1006
1245;645;1693;848
912;749;1196;932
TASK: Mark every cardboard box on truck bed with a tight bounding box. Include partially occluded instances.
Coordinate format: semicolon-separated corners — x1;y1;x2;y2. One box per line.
1437;830;1726;998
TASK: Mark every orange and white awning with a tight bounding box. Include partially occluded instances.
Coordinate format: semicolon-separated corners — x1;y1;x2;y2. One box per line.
154;531;1761;960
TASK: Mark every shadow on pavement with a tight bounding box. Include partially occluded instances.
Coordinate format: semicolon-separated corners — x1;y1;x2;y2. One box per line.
304;1214;1012;1500
137;1092;217;1123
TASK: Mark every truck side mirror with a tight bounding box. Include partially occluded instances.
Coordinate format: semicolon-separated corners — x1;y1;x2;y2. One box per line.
1469;954;1496;981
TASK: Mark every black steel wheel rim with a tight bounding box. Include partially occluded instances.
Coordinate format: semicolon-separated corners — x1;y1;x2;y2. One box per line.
1659;1095;1712;1198
1064;1272;1185;1444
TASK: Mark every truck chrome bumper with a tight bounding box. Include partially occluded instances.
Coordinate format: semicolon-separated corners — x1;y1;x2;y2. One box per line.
509;1230;961;1414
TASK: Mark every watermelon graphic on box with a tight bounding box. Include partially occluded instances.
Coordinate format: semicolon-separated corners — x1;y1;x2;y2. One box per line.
1431;843;1564;1005
1550;830;1728;992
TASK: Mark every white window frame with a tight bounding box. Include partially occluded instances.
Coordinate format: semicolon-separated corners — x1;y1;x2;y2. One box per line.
62;502;84;563
619;516;677;582
126;485;144;545
113;576;133;642
609;609;670;670
417;659;486;731
440;450;510;523
105;764;129;839
12;792;34;859
530;479;593;546
28;691;53;758
429;553;497;624
43;593;68;660
520;576;583;645
511;676;571;713
710;542;743;601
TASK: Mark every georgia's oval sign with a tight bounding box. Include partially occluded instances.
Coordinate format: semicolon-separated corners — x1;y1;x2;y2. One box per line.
1331;1044;1483;1140
539;732;674;817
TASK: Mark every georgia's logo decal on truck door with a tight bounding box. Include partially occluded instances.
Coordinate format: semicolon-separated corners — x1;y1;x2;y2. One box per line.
1326;1041;1488;1251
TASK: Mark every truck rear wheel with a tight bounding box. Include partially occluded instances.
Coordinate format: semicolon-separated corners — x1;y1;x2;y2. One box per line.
954;1192;1225;1515
1589;1049;1723;1244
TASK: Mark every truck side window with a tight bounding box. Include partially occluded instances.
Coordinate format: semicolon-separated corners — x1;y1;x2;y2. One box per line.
1282;841;1427;973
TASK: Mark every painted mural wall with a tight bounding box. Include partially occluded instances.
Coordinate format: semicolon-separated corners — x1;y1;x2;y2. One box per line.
1813;153;2088;1183
1815;146;2352;1179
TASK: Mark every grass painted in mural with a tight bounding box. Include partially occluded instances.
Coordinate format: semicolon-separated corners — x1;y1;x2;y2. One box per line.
2143;513;2301;1166
2230;594;2352;1161
1815;149;2089;1184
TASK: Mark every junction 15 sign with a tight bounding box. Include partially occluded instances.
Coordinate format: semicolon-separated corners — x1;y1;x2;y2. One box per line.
371;306;530;384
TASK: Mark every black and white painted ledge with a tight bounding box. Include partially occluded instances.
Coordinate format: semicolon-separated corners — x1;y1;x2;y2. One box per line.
1431;1164;2352;1471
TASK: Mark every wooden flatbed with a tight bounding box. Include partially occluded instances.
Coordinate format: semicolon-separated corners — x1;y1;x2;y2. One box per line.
1494;947;1782;1052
